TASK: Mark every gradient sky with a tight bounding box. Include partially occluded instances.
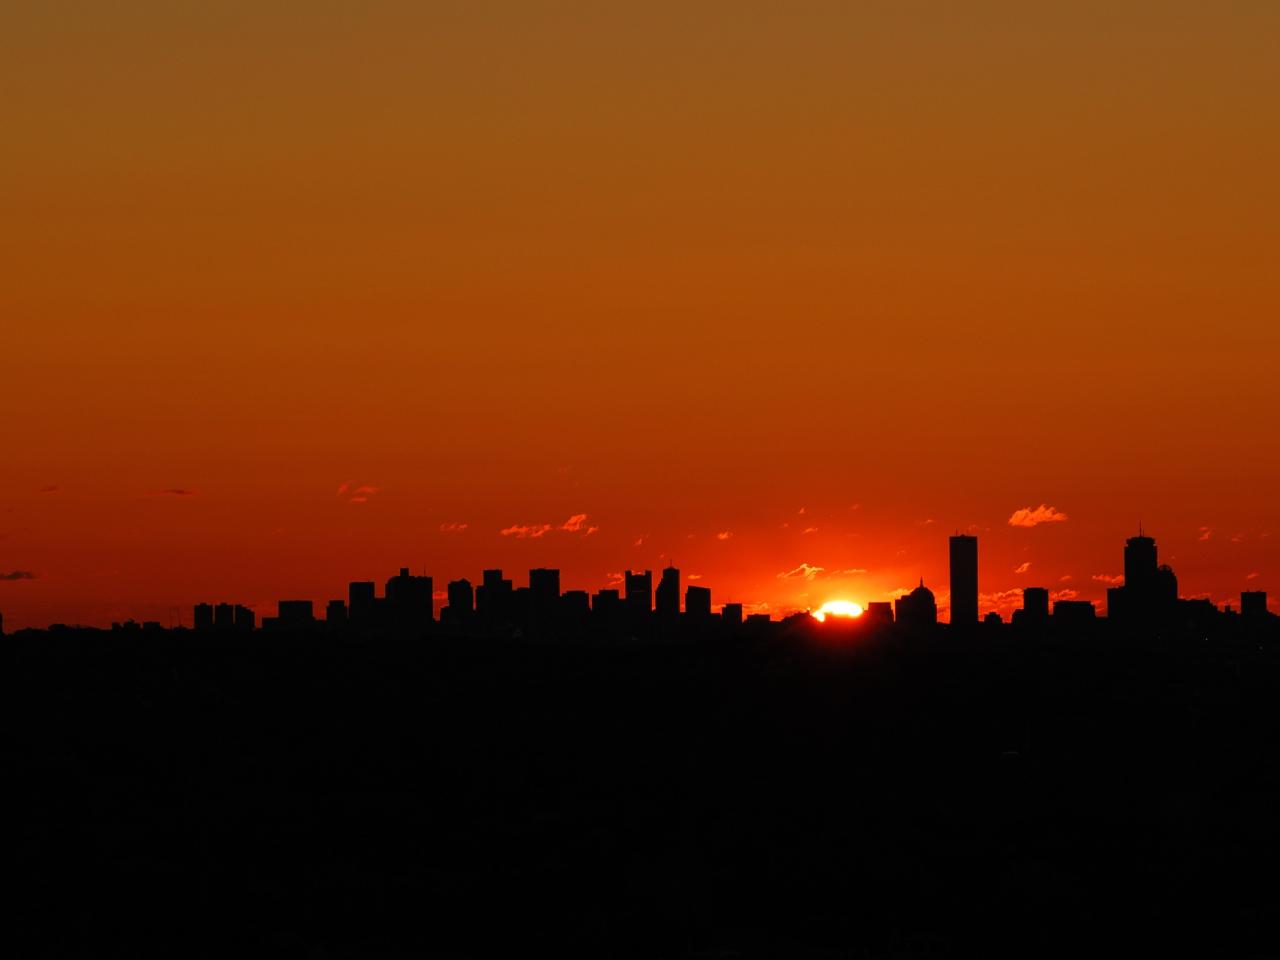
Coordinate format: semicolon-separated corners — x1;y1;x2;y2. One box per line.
3;2;1278;628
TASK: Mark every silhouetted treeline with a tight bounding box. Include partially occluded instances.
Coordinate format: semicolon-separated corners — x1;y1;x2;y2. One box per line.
9;617;1280;956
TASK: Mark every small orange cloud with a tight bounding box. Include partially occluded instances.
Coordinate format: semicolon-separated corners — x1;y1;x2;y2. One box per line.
1014;561;1031;574
716;531;733;541
501;523;552;539
560;513;589;532
439;522;468;533
778;563;824;581
1091;573;1124;586
1009;504;1069;527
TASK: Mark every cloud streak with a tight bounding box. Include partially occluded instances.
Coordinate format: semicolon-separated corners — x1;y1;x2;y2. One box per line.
501;523;553;539
1008;504;1069;528
778;563;824;582
0;570;37;581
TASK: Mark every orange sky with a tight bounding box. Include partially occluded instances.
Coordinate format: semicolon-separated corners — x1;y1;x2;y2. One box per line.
2;2;1278;629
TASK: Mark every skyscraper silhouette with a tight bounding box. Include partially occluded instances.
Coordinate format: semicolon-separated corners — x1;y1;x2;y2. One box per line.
684;584;711;618
625;570;653;617
1021;587;1049;623
348;582;376;623
1124;532;1158;594
949;535;978;625
1242;590;1268;619
655;564;680;617
446;579;474;620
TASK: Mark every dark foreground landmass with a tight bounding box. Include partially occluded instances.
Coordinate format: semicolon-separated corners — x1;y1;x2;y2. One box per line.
9;621;1280;957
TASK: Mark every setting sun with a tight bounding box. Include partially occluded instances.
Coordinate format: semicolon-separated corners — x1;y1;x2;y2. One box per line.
811;600;864;623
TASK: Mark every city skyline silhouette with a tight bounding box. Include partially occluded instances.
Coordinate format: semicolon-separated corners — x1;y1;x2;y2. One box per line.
5;2;1279;955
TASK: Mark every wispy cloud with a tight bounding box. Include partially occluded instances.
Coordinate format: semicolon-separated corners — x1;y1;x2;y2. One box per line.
1008;504;1069;528
501;523;552;539
1091;573;1124;586
158;488;197;497
716;531;733;541
802;526;818;534
439;522;468;533
337;482;379;504
1059;575;1073;582
778;563;824;582
634;535;647;547
1014;561;1031;574
0;570;37;581
1051;588;1079;602
832;568;868;576
560;513;589;532
1197;526;1212;542
688;573;702;581
39;485;59;494
1247;571;1260;581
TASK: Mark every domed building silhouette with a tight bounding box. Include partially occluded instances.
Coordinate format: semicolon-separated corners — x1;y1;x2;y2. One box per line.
894;579;938;630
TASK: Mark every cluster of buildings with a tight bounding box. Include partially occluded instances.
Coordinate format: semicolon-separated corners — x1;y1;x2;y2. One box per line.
7;528;1261;638
901;530;1271;630
192;564;757;636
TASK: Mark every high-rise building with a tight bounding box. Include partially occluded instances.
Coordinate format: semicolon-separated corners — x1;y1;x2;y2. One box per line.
476;569;513;620
529;568;560;621
1022;587;1049;622
1111;529;1178;622
194;603;214;632
721;603;743;627
1124;533;1158;594
447;579;474;619
348;582;376;623
234;605;255;632
1242;591;1268;619
386;568;432;628
326;599;347;624
655;565;680;617
684;584;711;618
625;570;653;617
949;535;978;625
214;602;235;632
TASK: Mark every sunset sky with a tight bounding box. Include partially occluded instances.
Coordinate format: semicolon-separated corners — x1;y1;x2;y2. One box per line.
2;2;1278;628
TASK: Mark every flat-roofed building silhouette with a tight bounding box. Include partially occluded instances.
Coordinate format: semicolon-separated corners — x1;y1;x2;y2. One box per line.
721;603;743;627
949;535;978;625
592;588;621;616
561;590;590;620
234;604;255;632
685;584;711;618
476;569;513;621
326;599;347;624
1242;590;1268;619
386;567;432;628
194;603;214;632
1022;587;1049;622
348;582;376;623
1053;599;1095;622
278;600;314;626
214;602;234;632
529;568;560;623
864;601;893;624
